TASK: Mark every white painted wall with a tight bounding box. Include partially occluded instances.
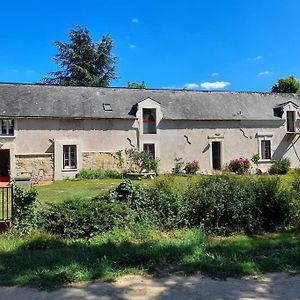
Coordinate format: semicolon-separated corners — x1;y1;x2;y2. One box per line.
5;113;300;179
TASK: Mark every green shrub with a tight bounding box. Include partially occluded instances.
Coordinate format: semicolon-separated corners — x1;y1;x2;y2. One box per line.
40;197;131;238
251;178;291;231
145;177;188;228
77;168;122;179
184;160;200;174
13;186;38;234
228;158;250;174
172;157;185;175
187;176;255;235
268;158;291;175
125;148;159;174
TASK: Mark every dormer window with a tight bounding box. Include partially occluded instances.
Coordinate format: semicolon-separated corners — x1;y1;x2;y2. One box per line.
287;111;296;132
0;119;14;136
143;108;156;134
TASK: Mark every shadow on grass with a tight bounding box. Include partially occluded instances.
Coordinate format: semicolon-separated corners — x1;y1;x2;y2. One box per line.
0;230;300;289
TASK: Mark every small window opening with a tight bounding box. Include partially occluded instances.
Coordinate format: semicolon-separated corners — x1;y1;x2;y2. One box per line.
103;103;112;111
143;143;155;158
0;119;14;136
143;108;156;134
287;111;296;132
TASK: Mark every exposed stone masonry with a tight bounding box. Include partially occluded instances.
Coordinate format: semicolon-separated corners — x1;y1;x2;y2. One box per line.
82;152;120;170
15;154;54;182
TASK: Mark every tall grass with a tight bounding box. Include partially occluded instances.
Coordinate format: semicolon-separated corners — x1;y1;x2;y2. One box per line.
0;228;299;287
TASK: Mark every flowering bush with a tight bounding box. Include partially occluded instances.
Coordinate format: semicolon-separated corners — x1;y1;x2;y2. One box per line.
228;158;250;174
184;160;200;174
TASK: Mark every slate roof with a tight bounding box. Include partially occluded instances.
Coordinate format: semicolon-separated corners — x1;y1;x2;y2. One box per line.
0;83;300;121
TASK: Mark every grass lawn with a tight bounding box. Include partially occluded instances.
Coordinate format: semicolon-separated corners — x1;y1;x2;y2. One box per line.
35;176;194;204
35;179;123;204
0;229;299;287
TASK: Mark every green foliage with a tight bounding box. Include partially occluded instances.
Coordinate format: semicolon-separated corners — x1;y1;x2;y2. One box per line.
172;157;185;175
43;26;117;87
146;177;189;228
251;178;291;231
268;158;291;175
271;75;300;93
1;228;300;287
184;160;200;174
128;81;146;89
114;150;125;170
187;176;255;235
187;176;292;235
40;197;131;238
77;168;122;179
39;175;296;238
97;178;188;229
113;179;147;212
13;186;38;234
251;153;260;166
125;148;159;174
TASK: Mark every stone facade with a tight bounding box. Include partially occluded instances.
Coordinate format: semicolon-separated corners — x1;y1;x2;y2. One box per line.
82;151;120;170
15;154;54;182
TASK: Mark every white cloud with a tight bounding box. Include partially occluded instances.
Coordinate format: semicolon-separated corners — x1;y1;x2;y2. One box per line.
248;55;263;61
131;18;139;23
161;86;179;90
129;44;136;49
184;83;199;89
211;72;220;77
200;81;231;90
258;71;271;77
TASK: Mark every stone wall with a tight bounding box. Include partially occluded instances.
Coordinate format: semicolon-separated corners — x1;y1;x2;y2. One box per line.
82;151;121;170
15;154;54;182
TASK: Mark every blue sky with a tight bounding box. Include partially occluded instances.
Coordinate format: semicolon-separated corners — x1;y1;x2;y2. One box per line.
1;0;300;91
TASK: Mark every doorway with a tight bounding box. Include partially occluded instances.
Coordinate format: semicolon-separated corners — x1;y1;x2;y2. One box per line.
0;150;10;182
212;141;221;170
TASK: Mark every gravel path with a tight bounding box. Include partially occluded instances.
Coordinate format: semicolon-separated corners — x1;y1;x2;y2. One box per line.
1;273;300;300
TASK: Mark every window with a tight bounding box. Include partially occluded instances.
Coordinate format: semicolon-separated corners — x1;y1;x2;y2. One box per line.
261;140;271;160
143;143;155;158
0;119;14;136
287;111;296;132
143;108;156;134
63;145;77;169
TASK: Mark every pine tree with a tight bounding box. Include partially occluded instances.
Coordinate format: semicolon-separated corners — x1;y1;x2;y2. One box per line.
43;26;117;87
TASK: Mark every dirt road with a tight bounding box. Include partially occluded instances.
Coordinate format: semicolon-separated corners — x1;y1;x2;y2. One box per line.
0;273;299;300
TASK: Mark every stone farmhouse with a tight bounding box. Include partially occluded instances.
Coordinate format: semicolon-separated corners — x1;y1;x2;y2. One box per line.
0;83;299;182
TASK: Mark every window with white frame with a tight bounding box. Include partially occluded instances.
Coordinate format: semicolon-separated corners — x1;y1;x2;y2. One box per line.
143;108;156;134
257;134;272;160
0;119;14;136
261;140;271;160
63;145;77;169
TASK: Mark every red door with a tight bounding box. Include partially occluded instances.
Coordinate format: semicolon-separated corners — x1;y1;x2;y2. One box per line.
0;150;10;182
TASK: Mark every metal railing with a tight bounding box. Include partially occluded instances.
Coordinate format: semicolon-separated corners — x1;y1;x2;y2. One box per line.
0;187;13;222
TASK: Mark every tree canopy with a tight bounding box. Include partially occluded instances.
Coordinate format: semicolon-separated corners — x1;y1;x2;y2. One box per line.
127;81;146;89
43;26;117;87
271;75;300;93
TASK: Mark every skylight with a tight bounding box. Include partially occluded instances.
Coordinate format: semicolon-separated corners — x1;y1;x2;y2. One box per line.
103;103;112;111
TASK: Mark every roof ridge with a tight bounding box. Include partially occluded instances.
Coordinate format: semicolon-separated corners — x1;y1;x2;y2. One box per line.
0;81;297;95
